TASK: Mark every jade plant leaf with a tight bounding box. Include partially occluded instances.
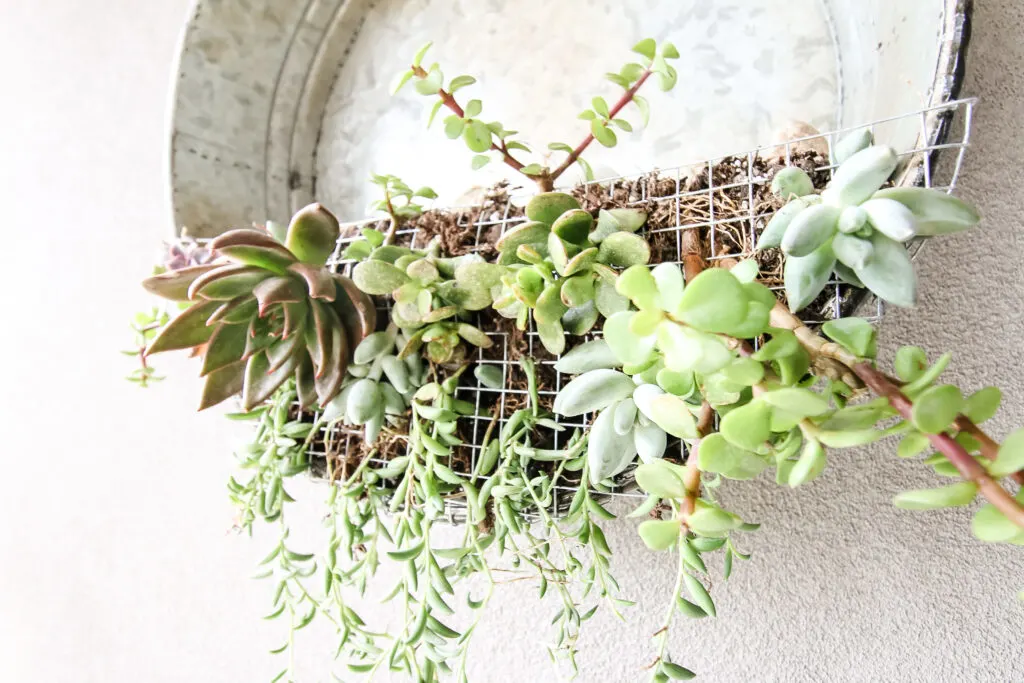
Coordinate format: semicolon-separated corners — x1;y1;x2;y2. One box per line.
635;459;688;499
551;209;594;244
561;301;599;336
638;519;680;551
595;276;630;317
788;438;826;487
495;221;550;252
537;319;566;355
853;231;917;307
893;482;978;510
676;269;747;333
697;433;768;480
554;339;622;374
821;317;876;358
547;231;570;275
963;386;1001;424
553;369;637;417
352;260;411;296
598;232;651;267
686;505;742;537
641;393;697;439
616;264;658;310
526;192;580;225
719;400;772;451
972;502;1022;543
604;311;656;366
990;427;1024;477
651;262;685;314
761;388;830;417
285;203;341;266
563;247;599;276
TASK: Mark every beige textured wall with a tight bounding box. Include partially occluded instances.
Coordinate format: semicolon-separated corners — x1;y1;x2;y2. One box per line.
1;1;1021;681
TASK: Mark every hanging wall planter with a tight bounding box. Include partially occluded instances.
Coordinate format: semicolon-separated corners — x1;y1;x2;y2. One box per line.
127;3;1024;682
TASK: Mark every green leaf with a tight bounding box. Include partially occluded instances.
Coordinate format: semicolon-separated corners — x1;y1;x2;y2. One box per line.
698;432;769;480
598;232;650;267
677;269;748;333
991;428;1024;477
537;319;566;355
414;67;443;96
578;109;597;121
657;322;733;375
687;505;742;537
784;242;835;313
471;154;491;170
635;459;688;499
642;392;698;439
821;318;876;358
788;438;826;487
604;311;656;366
412;41;433;67
552;369;636;417
721;358;765;386
443;115;465;139
972;503;1021;543
464;99;482;118
552;209;594;244
525;192;580;225
352;260;410;295
426;99;443;128
901;353;951;397
683;573;716;617
590;119;617;148
761;388;830;417
911;384;964;434
587;403;637;484
894;346;928;382
448;74;476;92
391;69;415;95
638;519;680;551
964;387;1001;424
548;142;574;153
897;432;930;459
719;401;773;453
592;96;610;118
463;120;492;153
520;163;544;176
872;187;980;236
662;662;697;681
605;72;629;88
633;95;650;127
616;264;658;310
632;38;656;60
771;167;815;199
675;597;708;619
893;482;978;510
853;232;917;308
145;300;219;355
554;339;622;374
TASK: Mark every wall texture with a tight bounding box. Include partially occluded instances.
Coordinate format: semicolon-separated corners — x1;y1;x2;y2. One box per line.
1;1;1021;681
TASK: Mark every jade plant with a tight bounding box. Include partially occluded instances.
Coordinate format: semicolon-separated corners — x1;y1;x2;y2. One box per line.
132;37;1024;683
756;130;981;311
491;191;647;353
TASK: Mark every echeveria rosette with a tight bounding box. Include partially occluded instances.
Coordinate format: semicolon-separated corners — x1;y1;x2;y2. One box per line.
757;130;981;312
351;244;496;364
490;192;648;354
142;204;376;411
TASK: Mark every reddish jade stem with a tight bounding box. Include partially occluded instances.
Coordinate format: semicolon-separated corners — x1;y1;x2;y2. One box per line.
952;416;1024;486
853;362;1024;528
680;402;714;520
548;68;655;184
411;66;526;174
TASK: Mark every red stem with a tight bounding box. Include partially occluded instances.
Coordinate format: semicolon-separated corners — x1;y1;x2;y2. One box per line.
411;66;526;173
853;362;1024;528
549;69;654;183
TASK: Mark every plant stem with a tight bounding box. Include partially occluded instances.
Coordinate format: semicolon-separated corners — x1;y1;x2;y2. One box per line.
411;65;527;175
382;188;400;245
852;362;1024;527
548;69;654;185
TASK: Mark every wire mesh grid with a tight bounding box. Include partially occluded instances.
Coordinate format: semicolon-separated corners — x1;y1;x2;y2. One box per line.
301;97;976;521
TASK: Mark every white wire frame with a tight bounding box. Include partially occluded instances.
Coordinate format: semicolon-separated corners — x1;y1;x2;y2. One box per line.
304;97;976;519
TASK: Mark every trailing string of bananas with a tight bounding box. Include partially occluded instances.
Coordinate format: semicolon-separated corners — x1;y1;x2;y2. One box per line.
757;130;981;311
142;204;375;410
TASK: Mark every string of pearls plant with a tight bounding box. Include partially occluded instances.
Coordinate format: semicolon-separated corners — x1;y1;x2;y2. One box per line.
131;39;1023;682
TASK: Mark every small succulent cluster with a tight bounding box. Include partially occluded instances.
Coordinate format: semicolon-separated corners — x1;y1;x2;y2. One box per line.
319;325;428;443
343;175;438;259
142;204;375;410
757;130;981;311
491;191;648;353
352;243;496;364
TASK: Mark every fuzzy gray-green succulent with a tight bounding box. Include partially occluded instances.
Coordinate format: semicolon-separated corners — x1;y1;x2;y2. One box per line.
490;191;648;354
757;130;981;311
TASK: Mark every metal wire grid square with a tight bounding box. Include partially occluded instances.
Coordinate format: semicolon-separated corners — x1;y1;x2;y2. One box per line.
304;98;976;518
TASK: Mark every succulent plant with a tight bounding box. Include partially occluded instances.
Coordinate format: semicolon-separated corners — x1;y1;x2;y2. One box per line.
320;325;429;443
351;242;496;364
757;130;981;311
490;191;648;354
141;204;375;411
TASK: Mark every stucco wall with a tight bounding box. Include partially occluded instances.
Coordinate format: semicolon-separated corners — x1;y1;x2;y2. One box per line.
1;1;1021;681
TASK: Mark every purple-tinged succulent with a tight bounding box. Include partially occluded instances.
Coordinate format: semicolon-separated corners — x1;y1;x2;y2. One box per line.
142;204;375;411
